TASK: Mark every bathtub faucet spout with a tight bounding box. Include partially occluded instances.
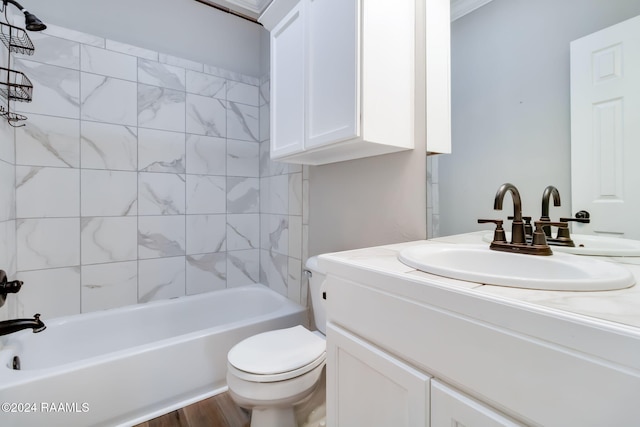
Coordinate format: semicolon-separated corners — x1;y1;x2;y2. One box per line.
0;313;46;336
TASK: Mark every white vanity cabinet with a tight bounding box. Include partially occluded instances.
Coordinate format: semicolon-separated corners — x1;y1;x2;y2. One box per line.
322;259;640;426
327;321;523;427
431;380;524;427
326;323;430;427
259;0;451;165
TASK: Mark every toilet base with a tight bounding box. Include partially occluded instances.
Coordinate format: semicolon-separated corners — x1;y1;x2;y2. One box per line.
251;407;297;427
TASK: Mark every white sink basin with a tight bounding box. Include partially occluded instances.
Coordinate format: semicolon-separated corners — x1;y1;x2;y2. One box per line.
398;243;635;291
482;233;640;256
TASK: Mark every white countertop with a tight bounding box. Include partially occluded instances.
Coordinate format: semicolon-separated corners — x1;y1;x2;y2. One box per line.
318;231;640;331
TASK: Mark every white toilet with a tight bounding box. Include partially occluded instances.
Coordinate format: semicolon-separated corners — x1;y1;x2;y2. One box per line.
226;257;327;427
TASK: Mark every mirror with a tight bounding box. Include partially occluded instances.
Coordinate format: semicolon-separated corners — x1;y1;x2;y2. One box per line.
430;0;640;238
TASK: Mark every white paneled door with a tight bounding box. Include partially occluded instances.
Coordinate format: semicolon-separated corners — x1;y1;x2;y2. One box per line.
570;14;640;239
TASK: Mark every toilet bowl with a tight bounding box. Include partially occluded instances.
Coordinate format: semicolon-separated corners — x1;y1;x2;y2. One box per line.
226;257;327;427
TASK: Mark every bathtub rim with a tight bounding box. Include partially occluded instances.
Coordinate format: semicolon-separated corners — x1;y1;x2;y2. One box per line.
0;284;307;387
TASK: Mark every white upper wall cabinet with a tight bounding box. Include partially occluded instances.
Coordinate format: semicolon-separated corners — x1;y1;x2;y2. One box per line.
260;0;451;165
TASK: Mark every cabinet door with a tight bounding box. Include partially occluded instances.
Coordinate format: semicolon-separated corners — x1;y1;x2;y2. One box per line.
306;0;359;148
326;323;430;427
431;380;525;427
270;2;306;158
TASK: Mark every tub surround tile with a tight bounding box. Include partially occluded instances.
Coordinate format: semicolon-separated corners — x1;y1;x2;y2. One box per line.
288;173;303;216
81;217;138;265
227;177;259;214
186;214;226;255
260;249;288;297
259;141;288;177
227;249;260;287
186;253;227;294
227;102;258;142
227;214;260;251
186;71;226;98
81;170;137;216
260;175;288;215
16;218;80;271
13;59;80;119
138;256;186;302
0;161;15;222
203;64;260;86
0;220;16;278
186;134;226;176
16;166;79;218
227;81;259;106
261;214;288;255
159;53;203;73
186;94;226;137
28;32;80;69
16;115;80;168
138;215;186;259
81;261;138;312
15;267;81;318
288;215;302;260
138;59;186;90
105;39;158;61
138;172;186;215
81;73;138;125
0;120;14;163
288;257;302;304
138;84;186;132
81;122;138;171
259;79;269;106
81;45;138;81
138;129;186;173
42;24;104;47
227;140;259;178
259;104;269;143
186;175;226;214
4;21;308;313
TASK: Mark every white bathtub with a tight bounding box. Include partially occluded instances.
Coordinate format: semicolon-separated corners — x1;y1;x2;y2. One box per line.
0;284;307;426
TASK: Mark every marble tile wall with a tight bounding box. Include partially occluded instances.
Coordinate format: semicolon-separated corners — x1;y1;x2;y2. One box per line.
0;120;16;321
258;78;308;307
0;23;307;320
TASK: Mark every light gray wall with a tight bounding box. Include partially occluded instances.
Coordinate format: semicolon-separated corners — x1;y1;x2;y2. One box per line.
25;0;265;77
438;0;640;236
309;147;427;256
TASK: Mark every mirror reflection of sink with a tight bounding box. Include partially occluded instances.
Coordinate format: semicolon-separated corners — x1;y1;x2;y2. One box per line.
398;243;635;291
482;233;640;256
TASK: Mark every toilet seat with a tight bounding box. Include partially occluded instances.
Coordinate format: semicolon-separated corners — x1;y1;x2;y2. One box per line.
228;325;326;383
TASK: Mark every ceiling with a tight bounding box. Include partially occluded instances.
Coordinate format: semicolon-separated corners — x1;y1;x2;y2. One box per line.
196;0;493;24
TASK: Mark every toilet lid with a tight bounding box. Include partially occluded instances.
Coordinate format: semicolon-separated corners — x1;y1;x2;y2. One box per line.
228;325;326;375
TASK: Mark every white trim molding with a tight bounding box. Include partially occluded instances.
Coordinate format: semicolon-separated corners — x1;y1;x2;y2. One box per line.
450;0;494;21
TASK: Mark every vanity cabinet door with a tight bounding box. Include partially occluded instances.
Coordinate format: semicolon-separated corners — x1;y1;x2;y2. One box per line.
431;380;525;427
326;323;430;427
269;1;306;158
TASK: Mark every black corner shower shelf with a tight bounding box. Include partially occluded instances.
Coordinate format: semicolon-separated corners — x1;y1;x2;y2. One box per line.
0;66;33;102
0;104;26;123
0;22;34;55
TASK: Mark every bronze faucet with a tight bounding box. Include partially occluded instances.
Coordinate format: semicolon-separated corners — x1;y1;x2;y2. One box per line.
538;186;591;247
479;183;556;255
493;183;526;245
0;313;46;336
540;185;561;237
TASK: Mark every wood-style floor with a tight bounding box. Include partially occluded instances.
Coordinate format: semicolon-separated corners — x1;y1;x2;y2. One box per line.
134;392;250;427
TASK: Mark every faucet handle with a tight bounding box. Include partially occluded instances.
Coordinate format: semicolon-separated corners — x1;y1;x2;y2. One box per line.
478;219;507;243
536;221;573;244
560;217;590;224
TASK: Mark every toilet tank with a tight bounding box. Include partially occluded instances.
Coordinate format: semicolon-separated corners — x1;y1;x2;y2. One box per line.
305;257;327;335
